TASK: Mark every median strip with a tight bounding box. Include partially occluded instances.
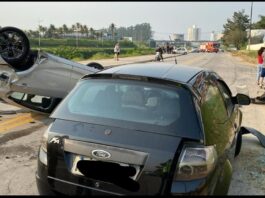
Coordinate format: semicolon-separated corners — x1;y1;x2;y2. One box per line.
0;113;45;133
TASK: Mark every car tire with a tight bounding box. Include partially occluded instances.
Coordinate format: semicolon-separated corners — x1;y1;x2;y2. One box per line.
0;27;30;66
234;130;242;157
86;62;104;70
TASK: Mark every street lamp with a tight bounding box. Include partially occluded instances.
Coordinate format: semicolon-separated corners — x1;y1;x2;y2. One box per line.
248;2;253;51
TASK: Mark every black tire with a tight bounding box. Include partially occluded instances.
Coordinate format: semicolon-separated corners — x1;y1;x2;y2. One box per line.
234;130;242;157
0;26;30;65
86;62;104;70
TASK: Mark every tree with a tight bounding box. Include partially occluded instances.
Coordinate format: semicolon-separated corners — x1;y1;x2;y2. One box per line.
62;24;69;37
83;25;89;38
109;23;116;40
222;10;250;49
47;24;56;38
38;25;47;38
89;27;95;39
252;15;265;29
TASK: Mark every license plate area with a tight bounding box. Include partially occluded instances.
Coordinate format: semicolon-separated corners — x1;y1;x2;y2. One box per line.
70;154;141;181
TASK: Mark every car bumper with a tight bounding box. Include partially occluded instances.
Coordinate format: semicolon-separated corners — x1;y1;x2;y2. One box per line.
36;160;123;195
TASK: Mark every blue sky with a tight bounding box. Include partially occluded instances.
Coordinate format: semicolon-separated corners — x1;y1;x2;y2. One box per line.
0;1;264;40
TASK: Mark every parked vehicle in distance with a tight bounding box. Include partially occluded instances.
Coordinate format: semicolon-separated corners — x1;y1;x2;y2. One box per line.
227;47;237;51
199;44;206;52
36;63;251;195
172;47;188;55
205;42;219;53
0;26;104;113
190;47;200;53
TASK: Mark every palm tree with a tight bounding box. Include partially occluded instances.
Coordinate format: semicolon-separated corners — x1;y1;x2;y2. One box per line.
48;24;56;38
83;25;89;38
109;23;116;40
89;27;95;39
38;25;45;38
62;24;68;38
71;24;76;35
58;27;64;38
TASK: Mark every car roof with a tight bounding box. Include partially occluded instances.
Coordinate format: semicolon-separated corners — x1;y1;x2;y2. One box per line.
94;63;204;83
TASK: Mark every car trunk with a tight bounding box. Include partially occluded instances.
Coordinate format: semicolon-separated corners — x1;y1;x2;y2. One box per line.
46;119;185;195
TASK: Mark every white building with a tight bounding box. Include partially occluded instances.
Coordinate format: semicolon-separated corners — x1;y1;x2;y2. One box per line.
210;31;223;41
187;25;201;41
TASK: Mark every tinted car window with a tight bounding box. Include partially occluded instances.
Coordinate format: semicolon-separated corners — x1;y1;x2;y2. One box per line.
202;83;228;123
216;80;234;116
51;79;200;136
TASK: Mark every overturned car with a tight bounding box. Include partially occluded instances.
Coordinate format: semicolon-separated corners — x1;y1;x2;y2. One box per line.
0;26;103;113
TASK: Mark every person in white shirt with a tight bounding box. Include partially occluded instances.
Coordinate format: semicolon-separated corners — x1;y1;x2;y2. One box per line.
114;43;120;61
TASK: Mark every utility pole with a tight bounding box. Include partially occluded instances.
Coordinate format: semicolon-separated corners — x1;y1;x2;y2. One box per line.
38;19;43;51
248;2;253;51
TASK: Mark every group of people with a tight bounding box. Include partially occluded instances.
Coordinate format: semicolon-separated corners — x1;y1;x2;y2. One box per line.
257;47;265;88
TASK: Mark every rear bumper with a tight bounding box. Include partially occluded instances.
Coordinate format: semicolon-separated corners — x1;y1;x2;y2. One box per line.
36;160;124;195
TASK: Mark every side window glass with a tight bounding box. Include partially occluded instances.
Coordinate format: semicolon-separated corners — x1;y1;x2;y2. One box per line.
201;83;228;123
216;80;234;116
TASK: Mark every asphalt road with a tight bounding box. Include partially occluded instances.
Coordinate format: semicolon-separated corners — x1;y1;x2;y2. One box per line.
0;52;264;195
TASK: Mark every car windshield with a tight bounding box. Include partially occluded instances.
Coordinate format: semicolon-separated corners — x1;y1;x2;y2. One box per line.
51;79;200;136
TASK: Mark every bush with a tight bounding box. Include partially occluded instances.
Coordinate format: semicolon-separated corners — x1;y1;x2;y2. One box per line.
37;46;154;60
29;38;137;48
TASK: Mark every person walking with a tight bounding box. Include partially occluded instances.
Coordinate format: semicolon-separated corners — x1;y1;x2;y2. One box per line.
114;42;120;61
257;47;265;87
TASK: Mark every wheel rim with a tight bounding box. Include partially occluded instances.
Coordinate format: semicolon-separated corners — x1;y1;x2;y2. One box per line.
0;30;26;59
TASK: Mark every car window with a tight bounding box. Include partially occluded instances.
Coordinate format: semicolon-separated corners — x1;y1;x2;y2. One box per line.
201;83;228;123
52;79;200;136
216;80;234;116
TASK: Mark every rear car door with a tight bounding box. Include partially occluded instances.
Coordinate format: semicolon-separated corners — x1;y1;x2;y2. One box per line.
199;74;237;194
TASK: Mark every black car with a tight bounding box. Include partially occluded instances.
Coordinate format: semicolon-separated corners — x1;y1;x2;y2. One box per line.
36;63;250;195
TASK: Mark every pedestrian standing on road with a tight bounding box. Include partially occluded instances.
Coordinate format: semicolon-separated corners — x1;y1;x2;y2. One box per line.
155;46;164;61
114;42;120;61
257;47;265;87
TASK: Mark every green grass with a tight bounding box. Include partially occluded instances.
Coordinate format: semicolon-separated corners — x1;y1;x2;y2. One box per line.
33;46;155;61
230;50;257;64
29;38;137;48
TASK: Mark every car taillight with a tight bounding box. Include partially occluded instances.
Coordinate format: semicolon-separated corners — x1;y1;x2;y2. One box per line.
174;145;217;181
39;128;48;165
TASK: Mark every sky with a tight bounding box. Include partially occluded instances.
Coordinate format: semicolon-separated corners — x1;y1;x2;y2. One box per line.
0;1;265;40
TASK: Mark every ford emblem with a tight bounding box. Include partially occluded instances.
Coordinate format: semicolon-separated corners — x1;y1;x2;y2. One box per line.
91;150;111;159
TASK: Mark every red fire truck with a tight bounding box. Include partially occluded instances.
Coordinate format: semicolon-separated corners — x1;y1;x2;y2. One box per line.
200;42;219;53
205;42;219;53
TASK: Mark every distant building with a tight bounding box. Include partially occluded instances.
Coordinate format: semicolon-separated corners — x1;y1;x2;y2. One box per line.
187;25;201;41
210;31;215;41
248;29;265;37
210;31;223;41
172;34;184;41
123;37;133;42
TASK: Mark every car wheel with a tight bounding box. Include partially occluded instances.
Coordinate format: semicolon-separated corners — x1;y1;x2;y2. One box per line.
0;27;30;66
234;130;242;157
86;62;104;70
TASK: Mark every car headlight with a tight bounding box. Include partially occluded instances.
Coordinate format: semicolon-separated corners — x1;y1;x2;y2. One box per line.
39;128;49;166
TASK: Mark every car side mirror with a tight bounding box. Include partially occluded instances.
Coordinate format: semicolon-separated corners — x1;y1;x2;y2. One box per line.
233;93;251;105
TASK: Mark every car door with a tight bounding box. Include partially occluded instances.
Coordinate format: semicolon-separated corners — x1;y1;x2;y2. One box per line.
200;75;234;155
199;74;237;194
